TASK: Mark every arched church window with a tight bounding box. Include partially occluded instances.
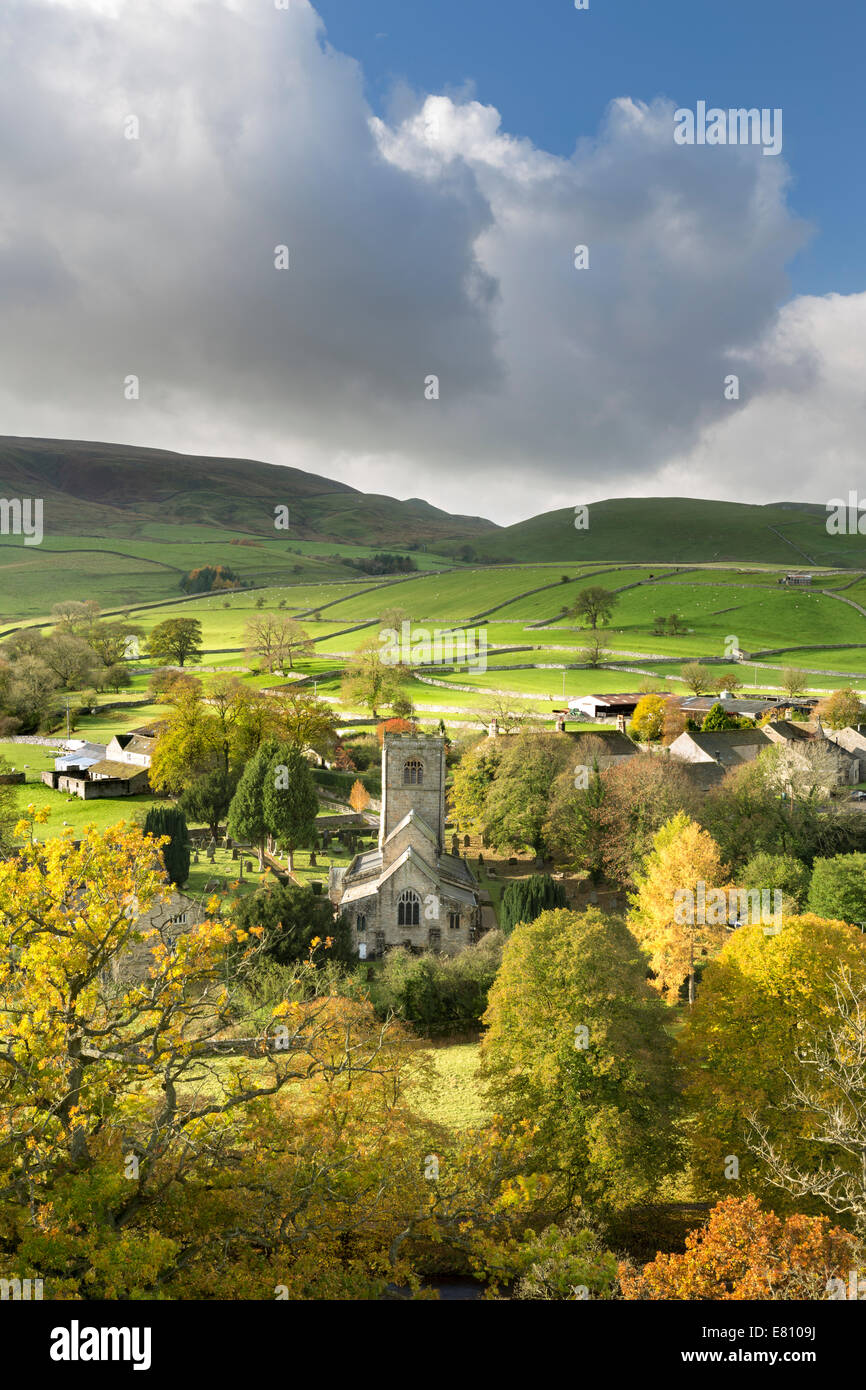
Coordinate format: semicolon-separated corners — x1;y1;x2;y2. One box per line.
403;758;424;786
398;889;421;926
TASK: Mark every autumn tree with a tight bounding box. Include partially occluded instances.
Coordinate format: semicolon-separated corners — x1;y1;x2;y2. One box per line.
628;811;730;1003
482;907;680;1210
569;586;617;630
680;661;712;696
147;617;203;667
597;755;701;888
0;816;419;1299
629;693;665;742
677;914;866;1202
349;779;371;813
661;695;686;745
817;687;865;730
620;1196;857;1300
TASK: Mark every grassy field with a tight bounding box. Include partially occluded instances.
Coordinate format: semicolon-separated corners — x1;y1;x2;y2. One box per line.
408;1043;491;1131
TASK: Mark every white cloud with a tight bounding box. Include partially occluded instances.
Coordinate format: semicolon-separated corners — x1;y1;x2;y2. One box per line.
0;0;860;523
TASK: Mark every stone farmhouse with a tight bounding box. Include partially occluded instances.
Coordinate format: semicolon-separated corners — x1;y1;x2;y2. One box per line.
41;725;158;799
669;721;861;790
111;890;205;986
330;732;481;959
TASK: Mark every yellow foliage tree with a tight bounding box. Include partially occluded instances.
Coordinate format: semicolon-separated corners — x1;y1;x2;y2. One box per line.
628;811;730;1003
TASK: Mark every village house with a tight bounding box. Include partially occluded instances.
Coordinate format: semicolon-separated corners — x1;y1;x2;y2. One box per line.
565;692;671;723
41;725;156;798
668;722;861;791
110;890;205;986
330;732;481;959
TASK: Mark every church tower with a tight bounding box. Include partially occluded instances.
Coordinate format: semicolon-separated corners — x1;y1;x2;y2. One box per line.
379;733;446;852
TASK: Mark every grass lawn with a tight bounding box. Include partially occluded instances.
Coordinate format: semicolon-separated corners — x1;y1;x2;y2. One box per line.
408;1042;491;1132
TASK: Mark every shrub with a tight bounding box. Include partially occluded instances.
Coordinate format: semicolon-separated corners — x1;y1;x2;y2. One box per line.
500;873;567;936
143;806;190;887
376;932;503;1036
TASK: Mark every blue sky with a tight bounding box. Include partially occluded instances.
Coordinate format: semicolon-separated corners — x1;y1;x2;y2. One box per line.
316;0;866;298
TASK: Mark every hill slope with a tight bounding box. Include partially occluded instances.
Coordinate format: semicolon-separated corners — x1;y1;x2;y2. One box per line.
0;437;497;544
456;497;866;568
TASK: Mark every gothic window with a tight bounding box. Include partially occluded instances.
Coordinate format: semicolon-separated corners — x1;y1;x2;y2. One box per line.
448;912;460;931
398;889;421;926
403;758;424;786
356;913;367;935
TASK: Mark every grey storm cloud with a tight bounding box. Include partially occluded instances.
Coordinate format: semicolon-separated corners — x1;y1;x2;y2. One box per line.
0;0;860;522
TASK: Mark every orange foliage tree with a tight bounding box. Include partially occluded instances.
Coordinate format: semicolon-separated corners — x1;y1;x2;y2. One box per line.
620;1196;858;1300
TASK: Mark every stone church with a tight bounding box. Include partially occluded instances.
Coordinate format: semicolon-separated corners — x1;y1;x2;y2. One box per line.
330;732;481;958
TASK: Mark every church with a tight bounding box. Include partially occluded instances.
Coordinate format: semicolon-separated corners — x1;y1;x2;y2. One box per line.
329;732;481;957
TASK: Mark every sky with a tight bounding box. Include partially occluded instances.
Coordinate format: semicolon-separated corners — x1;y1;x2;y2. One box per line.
1;0;864;525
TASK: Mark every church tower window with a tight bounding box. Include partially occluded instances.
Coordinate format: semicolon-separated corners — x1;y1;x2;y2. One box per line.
403;758;424;786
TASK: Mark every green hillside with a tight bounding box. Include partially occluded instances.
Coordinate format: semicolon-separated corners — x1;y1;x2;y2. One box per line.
457;497;866;567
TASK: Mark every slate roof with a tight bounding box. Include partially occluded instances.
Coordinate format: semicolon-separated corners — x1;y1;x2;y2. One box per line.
87;759;149;780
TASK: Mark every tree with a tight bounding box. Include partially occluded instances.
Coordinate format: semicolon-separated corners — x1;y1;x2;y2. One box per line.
543;760;606;883
50;599;100;632
661;695;686;745
569;586;617;630
481;730;573;857
482;907;680;1209
740;851;810;911
228;740;277;869
780;667;808;700
230;881;347;965
84;619;144;667
628;812;730;1003
700;701;747;731
629;694;665;742
0;817;409;1299
500;873;567;935
450;735;504;833
676;914;866;1202
147;618;203;667
598;755;701;888
143;805;190;887
680;661;712;696
40;632;100;690
808;853;866;925
818;687;865;730
349;779;371;813
179;764;239;841
666;613;686;636
341;639;404;717
747;968;866;1234
620;1196;857;1300
376;717;414;745
268;689;337;757
578;635;609;668
244;614;313;673
105;663;132;693
179;565;240;594
262;743;319;873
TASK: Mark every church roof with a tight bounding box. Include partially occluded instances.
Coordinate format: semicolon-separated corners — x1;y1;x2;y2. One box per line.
382;808;438;848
